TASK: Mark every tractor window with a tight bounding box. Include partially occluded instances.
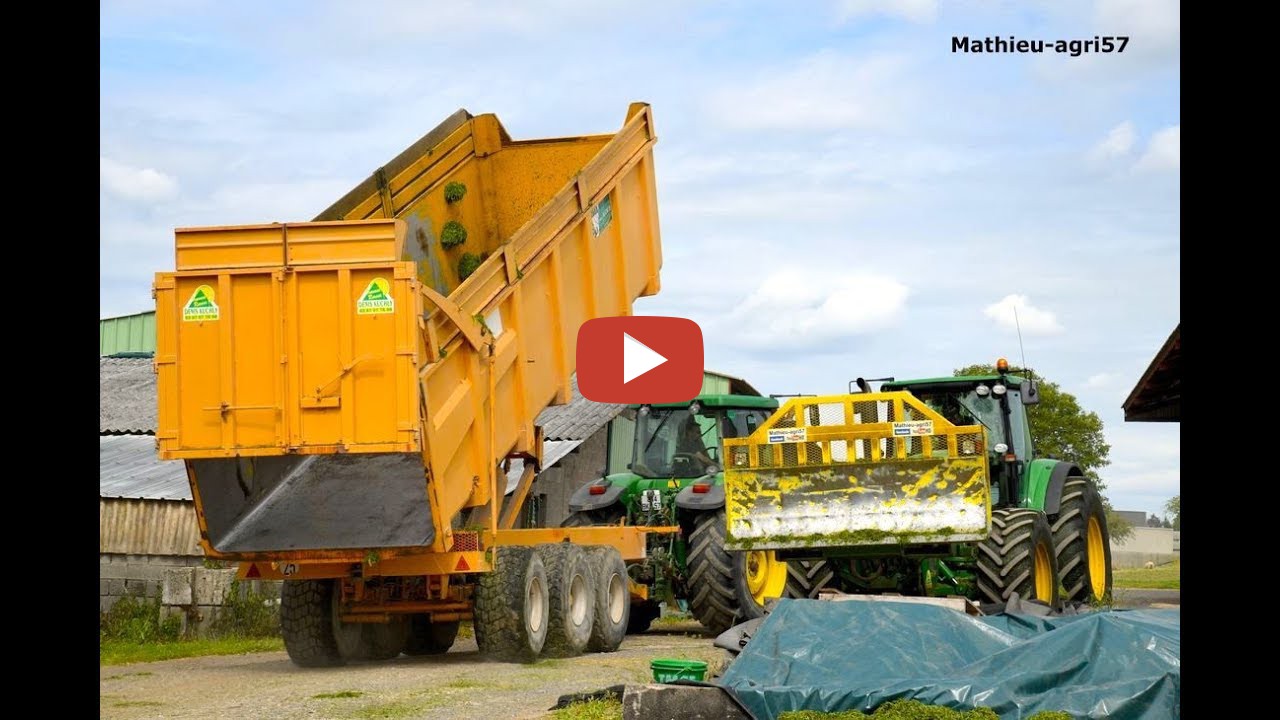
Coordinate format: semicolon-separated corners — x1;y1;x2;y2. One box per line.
631;408;722;478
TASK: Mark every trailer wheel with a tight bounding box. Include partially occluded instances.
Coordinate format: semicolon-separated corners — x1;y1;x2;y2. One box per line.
474;546;549;662
281;579;343;668
583;546;629;652
977;508;1062;608
403;615;460;656
1051;477;1113;604
687;510;786;635
536;543;595;658
785;559;837;599
328;582;409;662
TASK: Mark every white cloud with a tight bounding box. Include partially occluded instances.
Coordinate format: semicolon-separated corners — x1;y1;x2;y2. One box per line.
983;294;1064;335
1089;121;1136;161
1095;0;1180;53
725;269;909;350
1136;124;1179;172
836;0;937;24
1084;372;1115;388
704;51;908;131
100;156;179;202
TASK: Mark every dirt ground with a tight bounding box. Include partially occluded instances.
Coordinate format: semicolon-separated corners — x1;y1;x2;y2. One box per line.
100;621;724;720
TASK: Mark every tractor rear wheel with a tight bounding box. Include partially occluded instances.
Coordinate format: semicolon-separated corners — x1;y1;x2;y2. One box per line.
403;615;459;656
280;579;343;667
785;559;837;599
583;546;629;652
474;546;550;662
537;543;595;658
687;510;787;635
976;508;1061;609
1051;477;1113;604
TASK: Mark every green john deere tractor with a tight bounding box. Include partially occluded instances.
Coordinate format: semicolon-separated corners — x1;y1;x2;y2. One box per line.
561;393;787;635
723;361;1113;610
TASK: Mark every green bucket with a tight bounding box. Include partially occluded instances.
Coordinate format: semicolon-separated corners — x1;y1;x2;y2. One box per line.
650;658;708;683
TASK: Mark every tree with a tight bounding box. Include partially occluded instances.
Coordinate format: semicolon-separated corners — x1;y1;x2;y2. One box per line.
1160;517;1173;529
953;363;1132;542
1147;514;1162;528
1165;495;1180;530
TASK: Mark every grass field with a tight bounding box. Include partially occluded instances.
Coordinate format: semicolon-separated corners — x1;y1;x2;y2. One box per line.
1112;559;1179;589
100;637;284;666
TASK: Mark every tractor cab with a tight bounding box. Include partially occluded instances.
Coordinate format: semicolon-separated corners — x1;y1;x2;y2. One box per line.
625;396;777;480
881;359;1040;509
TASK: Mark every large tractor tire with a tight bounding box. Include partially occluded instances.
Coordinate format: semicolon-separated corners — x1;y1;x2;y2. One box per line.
281;579;343;668
1051;477;1113;604
536;543;595;658
561;509;624;527
403;615;460;656
474;546;550;662
785;559;837;599
976;508;1062;609
686;510;788;635
583;546;629;652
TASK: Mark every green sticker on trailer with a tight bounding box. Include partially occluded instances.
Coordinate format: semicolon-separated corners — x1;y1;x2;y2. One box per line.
356;278;395;315
591;196;613;237
182;285;220;322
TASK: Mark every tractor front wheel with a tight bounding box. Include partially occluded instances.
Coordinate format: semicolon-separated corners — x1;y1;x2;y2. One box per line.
1051;477;1113;604
976;508;1061;609
686;510;787;635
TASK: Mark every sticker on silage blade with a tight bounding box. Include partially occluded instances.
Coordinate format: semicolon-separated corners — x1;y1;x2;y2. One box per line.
590;195;613;237
892;420;934;437
767;427;807;443
357;278;395;315
182;285;219;322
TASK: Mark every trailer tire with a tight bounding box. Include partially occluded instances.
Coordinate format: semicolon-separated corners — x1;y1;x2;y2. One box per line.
785;559;837;599
1051;477;1113;604
976;508;1062;609
281;579;344;668
404;615;460;656
583;546;629;652
536;543;595;658
474;546;549;662
687;510;784;635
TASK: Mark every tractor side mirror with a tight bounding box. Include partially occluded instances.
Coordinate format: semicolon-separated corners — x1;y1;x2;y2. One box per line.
1021;379;1040;405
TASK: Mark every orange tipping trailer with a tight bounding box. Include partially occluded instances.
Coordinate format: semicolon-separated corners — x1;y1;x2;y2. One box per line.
153;104;671;664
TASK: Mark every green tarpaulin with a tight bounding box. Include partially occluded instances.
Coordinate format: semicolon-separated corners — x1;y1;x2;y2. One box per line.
718;599;1179;719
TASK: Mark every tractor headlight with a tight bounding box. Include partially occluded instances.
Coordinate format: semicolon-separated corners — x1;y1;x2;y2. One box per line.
975;385;991;397
992;384;1007;396
994;443;1009;454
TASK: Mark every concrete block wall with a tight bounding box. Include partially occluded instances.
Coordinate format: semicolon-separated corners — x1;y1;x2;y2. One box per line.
1110;526;1181;569
158;567;282;636
528;432;608;528
100;553;204;612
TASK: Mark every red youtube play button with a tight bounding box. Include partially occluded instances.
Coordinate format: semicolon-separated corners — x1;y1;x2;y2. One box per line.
577;316;704;403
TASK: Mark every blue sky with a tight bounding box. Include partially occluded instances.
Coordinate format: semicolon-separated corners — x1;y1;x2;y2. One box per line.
100;0;1179;518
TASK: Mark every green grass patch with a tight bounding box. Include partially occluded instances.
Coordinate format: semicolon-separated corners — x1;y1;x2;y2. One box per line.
100;596;182;644
350;697;443;719
442;678;495;690
112;701;163;708
314;690;364;699
102;671;154;680
444;182;467;204
549;698;623;720
441;220;468;249
100;637;284;666
1113;559;1180;589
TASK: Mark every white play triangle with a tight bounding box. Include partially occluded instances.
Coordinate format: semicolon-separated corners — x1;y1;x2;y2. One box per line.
622;332;668;384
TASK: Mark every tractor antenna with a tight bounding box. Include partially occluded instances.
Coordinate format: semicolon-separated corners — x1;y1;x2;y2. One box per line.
1013;305;1031;380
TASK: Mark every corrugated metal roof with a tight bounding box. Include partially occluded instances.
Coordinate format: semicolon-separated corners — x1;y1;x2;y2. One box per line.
505;439;584;495
100;357;157;434
536;376;626;441
99;435;191;501
100;311;157;356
